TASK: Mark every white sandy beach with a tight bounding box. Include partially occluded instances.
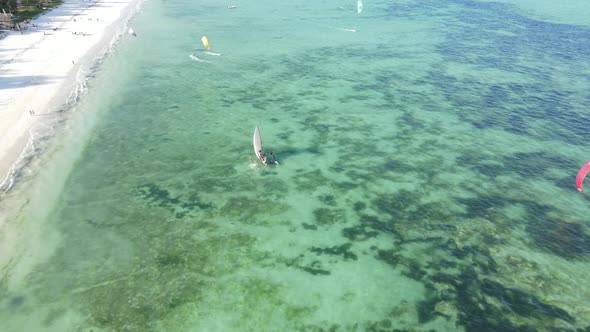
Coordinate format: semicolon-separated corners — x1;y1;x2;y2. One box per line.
0;0;139;192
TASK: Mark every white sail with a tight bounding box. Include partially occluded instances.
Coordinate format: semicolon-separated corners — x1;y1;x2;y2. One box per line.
253;127;263;161
357;0;363;14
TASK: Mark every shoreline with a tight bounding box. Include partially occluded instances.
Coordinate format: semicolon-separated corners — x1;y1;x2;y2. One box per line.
0;0;141;192
0;0;142;304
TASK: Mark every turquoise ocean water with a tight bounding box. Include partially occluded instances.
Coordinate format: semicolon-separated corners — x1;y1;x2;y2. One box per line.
1;0;590;330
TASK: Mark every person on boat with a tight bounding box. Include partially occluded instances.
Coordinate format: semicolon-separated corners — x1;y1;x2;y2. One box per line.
258;150;267;165
268;151;278;164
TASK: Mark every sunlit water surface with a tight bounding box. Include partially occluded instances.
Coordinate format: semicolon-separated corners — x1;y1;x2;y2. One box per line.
1;0;590;330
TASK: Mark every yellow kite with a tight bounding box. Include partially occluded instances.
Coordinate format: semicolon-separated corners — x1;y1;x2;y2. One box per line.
201;36;211;50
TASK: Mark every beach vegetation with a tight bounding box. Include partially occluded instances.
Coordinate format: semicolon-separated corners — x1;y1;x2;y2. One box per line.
0;0;62;25
0;0;17;15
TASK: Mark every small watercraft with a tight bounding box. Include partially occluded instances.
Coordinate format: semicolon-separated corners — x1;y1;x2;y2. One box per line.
253;127;278;166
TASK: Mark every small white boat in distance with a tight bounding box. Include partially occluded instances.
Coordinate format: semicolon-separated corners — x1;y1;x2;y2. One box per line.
253;126;266;165
253;127;278;166
129;28;137;36
338;27;357;32
357;0;363;14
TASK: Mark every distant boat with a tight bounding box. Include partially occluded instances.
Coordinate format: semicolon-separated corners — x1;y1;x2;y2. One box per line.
338;27;357;32
357;0;363;14
128;28;136;36
253;126;266;165
201;36;210;50
253;127;278;165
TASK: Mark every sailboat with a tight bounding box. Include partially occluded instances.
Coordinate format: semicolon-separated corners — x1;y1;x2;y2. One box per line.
357;0;363;14
253;127;279;166
253;126;266;165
